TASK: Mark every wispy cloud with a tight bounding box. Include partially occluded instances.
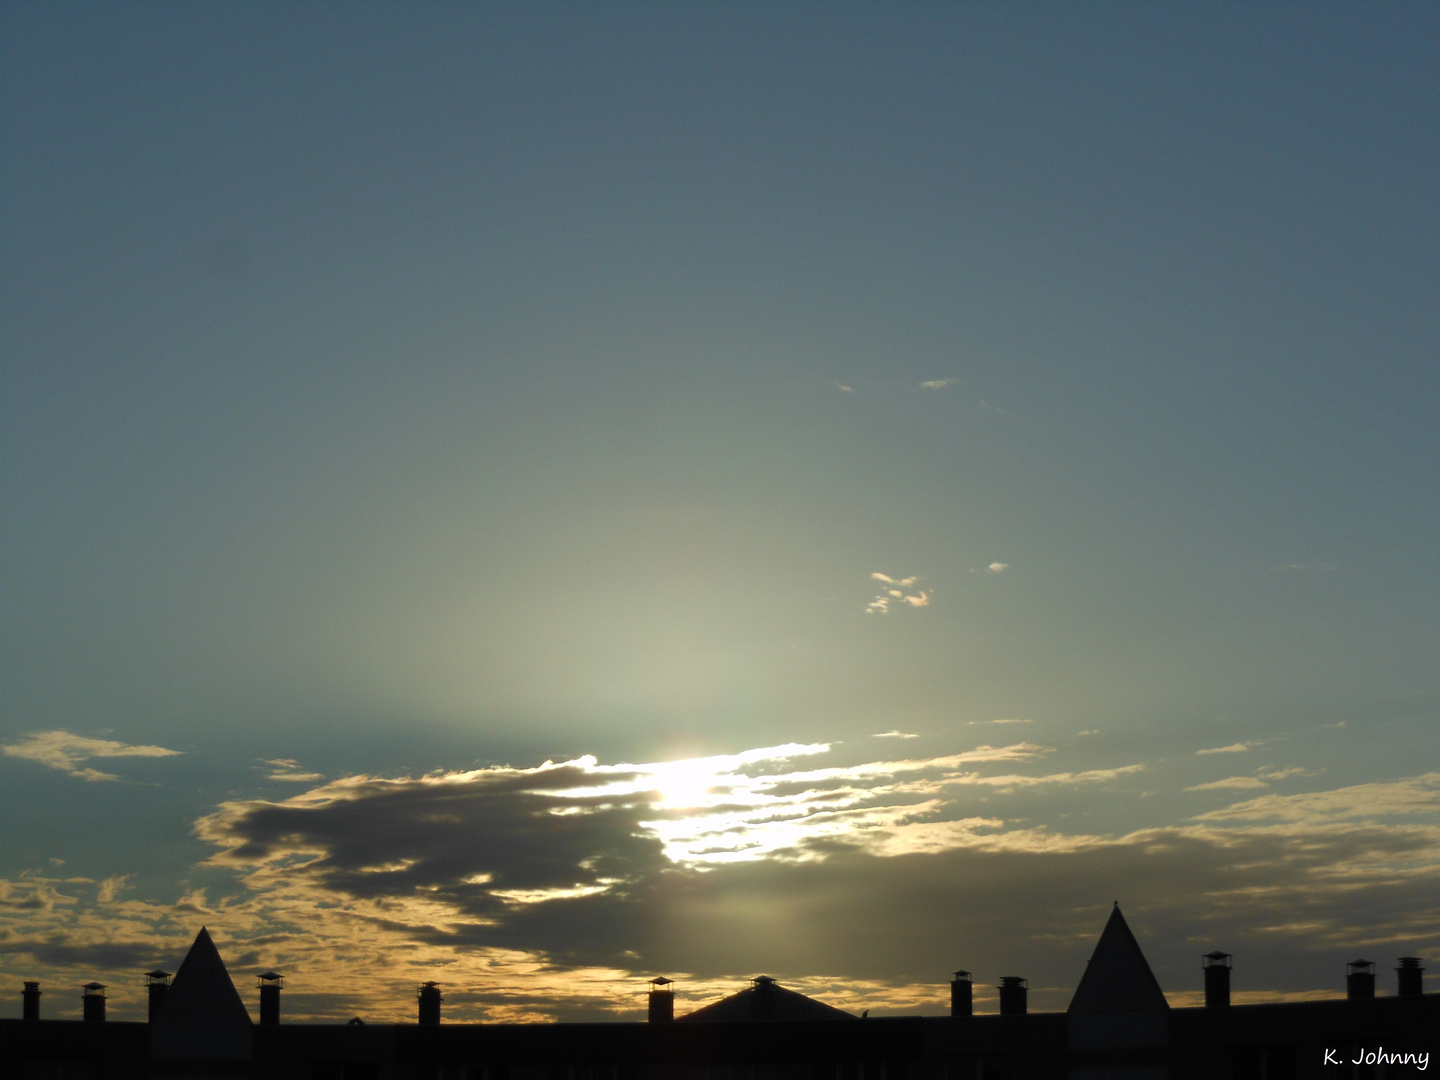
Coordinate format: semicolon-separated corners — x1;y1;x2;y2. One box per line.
866;572;928;613
1186;776;1269;791
873;731;919;739
987;562;1008;573
1195;773;1440;823
969;718;1032;726
835;383;854;393
262;758;325;783
1196;742;1255;755
1;731;182;782
919;378;957;391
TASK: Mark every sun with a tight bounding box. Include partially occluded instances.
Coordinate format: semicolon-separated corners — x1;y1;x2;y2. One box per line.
653;761;719;810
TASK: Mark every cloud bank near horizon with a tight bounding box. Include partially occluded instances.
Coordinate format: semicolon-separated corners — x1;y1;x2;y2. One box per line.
2;741;1436;1023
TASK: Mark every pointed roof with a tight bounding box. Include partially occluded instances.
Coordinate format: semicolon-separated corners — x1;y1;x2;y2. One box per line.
150;927;253;1061
1068;904;1169;1015
677;975;858;1022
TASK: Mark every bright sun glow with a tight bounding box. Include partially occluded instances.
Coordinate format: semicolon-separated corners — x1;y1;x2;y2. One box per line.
652;761;720;809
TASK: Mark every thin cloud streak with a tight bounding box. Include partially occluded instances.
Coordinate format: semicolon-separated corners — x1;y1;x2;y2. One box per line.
1;731;182;782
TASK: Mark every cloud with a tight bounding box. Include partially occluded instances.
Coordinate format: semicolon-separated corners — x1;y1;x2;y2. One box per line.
2;745;1437;1023
969;719;1033;726
866;573;928;614
987;563;1008;573
1195;773;1440;823
871;573;918;586
1186;777;1269;791
873;731;919;739
97;875;130;904
1196;742;1255;755
919;379;957;391
835;383;854;393
1;731;182;781
1257;767;1308;781
262;758;325;782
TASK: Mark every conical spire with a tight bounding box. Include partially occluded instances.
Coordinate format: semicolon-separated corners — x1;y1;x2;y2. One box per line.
1068;903;1169;1015
150;926;253;1061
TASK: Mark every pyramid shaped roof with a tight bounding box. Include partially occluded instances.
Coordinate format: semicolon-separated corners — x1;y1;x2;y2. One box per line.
150;927;253;1061
678;976;857;1022
1068;904;1168;1015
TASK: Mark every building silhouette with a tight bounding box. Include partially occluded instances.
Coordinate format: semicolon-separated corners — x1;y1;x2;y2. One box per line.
2;906;1433;1079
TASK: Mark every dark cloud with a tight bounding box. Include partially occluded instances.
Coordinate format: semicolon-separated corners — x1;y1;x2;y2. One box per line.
202;763;665;910
192;758;1440;1009
1;937;159;972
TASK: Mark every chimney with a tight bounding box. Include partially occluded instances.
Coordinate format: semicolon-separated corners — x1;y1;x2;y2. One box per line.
22;982;41;1021
82;982;107;1023
997;977;1027;1016
417;981;442;1025
258;971;283;1025
145;970;172;1022
647;977;674;1022
950;970;973;1017
1203;951;1231;1008
1346;959;1375;1001
1396;957;1424;997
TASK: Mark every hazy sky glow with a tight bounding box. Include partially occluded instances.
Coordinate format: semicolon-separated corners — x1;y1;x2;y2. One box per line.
2;2;1437;1022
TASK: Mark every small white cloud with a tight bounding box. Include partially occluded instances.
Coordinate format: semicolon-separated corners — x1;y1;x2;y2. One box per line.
261;758;324;782
1196;742;1255;755
873;731;919;739
871;573;918;586
97;874;130;904
920;378;958;391
836;384;854;393
968;718;1033;726
866;573;928;614
1076;730;1099;736
1186;777;1270;791
987;563;1008;573
1;731;182;781
1258;767;1308;781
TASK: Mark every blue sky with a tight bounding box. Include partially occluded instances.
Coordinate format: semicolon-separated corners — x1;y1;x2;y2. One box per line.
2;2;1437;1022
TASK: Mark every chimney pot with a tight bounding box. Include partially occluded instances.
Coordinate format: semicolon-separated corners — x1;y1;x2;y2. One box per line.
1203;951;1231;1008
258;971;284;1025
647;977;674;1022
998;976;1027;1015
950;971;973;1017
1397;957;1424;997
82;982;107;1023
417;981;442;1025
1346;959;1375;1001
145;971;172;1023
22;982;41;1021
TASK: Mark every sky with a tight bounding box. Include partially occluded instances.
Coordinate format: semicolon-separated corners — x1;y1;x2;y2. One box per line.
1;1;1437;1023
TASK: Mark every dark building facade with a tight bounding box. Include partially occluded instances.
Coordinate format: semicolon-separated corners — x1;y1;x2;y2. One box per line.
3;908;1433;1080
